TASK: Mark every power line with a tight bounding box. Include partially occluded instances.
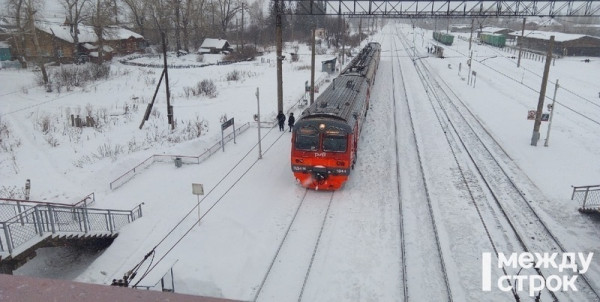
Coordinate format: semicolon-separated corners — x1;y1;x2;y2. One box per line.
129;125;288;287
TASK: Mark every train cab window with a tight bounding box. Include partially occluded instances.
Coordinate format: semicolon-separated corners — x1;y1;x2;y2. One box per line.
295;126;319;151
323;129;347;152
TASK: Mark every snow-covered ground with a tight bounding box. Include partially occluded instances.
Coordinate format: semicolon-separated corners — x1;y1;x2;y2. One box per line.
1;22;599;301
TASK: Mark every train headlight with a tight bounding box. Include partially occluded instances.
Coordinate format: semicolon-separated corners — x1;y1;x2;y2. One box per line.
295;158;304;163
319;123;326;130
336;161;345;166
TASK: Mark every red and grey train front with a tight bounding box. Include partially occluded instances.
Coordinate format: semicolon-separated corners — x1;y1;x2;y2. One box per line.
290;117;354;190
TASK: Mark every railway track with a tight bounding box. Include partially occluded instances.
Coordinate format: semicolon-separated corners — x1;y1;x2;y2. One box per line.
389;31;453;302
396;25;600;301
253;189;335;302
441;41;600;127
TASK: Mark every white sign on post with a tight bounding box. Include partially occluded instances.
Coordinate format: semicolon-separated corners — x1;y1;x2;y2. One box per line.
192;183;204;226
192;183;204;195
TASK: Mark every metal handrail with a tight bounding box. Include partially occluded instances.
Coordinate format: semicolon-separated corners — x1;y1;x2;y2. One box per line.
0;203;143;255
0;192;95;208
571;184;600;211
110;123;251;190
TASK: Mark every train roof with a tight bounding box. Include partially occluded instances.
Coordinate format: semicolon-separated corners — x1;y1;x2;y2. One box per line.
340;42;380;77
297;42;379;131
299;74;368;127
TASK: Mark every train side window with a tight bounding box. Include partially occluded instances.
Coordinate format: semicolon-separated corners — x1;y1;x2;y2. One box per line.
295;126;319;151
323;134;347;152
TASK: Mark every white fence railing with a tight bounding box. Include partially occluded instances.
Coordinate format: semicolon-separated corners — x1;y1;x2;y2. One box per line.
110;123;251;190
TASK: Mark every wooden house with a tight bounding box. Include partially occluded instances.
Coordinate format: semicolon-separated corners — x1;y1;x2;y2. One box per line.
22;23;144;63
199;39;232;54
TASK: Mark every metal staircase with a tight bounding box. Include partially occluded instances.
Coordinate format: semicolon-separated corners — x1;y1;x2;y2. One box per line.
0;199;142;263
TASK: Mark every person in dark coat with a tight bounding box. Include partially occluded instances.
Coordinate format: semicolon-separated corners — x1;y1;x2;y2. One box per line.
288;112;295;132
277;111;286;131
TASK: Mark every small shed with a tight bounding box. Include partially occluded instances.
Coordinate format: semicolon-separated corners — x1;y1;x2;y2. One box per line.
478;27;512;37
0;41;11;61
321;57;337;73
199;38;232;54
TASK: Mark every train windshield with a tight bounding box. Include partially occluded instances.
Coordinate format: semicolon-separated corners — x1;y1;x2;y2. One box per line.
295;126;319;151
323;129;347;152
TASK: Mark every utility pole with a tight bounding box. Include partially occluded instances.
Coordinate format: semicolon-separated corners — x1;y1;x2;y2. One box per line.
162;32;174;130
467;50;473;85
468;18;474;52
241;2;245;51
256;87;262;159
342;34;345;70
544;79;559;147
517;18;526;68
275;0;283;113
359;17;362;45
531;35;554;146
310;27;316;105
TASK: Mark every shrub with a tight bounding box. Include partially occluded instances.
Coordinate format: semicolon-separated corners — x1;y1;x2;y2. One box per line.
226;70;240;81
197;79;217;98
37;115;52;134
183;80;218;98
0;118;22;152
0;186;26;199
47;63;111;92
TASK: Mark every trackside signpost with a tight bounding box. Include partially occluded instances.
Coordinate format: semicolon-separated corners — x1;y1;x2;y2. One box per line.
221;118;235;152
192;183;204;226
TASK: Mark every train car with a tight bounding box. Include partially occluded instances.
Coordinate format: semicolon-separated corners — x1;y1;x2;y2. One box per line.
480;33;506;47
433;32;455;46
290;42;381;190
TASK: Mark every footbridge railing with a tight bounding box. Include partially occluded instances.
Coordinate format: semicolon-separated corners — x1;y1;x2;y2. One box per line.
572;184;600;213
0;202;143;256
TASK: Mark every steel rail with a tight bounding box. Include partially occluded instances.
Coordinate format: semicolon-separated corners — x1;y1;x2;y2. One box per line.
391;30;454;302
409;28;599;300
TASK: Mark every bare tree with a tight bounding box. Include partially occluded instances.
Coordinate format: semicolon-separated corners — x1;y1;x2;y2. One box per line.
246;0;265;47
61;0;90;58
148;0;172;34
90;0;112;63
180;0;199;52
190;0;208;49
173;0;182;52
122;0;149;37
217;0;241;37
25;0;48;84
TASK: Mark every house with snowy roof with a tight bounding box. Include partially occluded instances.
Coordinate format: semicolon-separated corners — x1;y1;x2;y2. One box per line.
508;30;600;57
22;22;144;63
199;38;232;54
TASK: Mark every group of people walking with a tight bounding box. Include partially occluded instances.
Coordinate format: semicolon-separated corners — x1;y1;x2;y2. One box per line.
277;111;295;132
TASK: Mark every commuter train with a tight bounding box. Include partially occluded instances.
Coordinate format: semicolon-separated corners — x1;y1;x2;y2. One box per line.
290;42;381;190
